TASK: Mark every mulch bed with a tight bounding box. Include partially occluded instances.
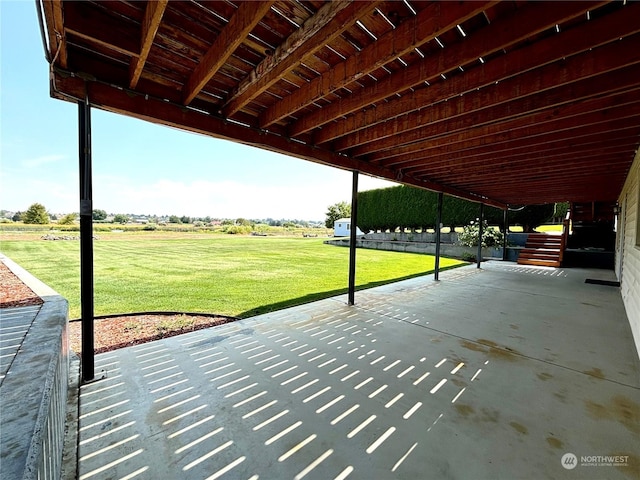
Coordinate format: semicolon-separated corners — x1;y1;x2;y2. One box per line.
0;262;43;308
1;260;236;354
68;314;237;354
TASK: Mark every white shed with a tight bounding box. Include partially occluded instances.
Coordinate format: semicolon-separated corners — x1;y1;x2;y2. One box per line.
334;218;363;237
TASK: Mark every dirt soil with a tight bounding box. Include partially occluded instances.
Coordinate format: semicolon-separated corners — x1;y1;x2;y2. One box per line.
1;260;236;354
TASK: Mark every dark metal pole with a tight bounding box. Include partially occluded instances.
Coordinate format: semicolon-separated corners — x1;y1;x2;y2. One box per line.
79;100;95;382
434;192;443;281
348;171;359;305
502;207;509;261
477;203;484;269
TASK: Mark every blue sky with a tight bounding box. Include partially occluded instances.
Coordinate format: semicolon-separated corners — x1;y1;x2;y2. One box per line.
0;1;394;220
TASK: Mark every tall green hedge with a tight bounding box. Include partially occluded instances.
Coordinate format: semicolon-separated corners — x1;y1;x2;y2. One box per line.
357;185;553;232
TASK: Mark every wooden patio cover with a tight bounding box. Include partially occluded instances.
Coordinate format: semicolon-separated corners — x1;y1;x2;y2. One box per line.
40;0;640;209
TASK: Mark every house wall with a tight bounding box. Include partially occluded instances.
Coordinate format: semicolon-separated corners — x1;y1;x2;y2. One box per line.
616;149;640;359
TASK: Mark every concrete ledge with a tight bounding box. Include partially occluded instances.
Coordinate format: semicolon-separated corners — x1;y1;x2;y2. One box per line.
0;255;69;480
325;237;503;259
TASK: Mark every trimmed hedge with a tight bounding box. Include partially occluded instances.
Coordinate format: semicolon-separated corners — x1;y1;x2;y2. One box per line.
357;185;553;232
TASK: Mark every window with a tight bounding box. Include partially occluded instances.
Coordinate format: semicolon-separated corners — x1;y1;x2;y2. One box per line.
347;224;351;230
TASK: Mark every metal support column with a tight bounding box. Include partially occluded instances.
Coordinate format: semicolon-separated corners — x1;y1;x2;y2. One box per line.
477;202;484;269
79;100;95;382
502;207;509;261
348;171;359;305
434;192;443;281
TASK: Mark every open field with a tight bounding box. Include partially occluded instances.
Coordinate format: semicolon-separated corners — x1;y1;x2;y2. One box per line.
1;233;464;319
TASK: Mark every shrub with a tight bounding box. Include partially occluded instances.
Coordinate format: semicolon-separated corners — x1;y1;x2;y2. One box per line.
458;220;504;247
143;223;158;231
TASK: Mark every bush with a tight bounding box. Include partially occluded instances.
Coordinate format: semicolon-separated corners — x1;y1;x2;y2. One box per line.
458;220;504;247
225;225;252;235
23;203;50;224
143;223;158;231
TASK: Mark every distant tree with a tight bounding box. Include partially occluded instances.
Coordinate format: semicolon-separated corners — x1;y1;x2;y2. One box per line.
180;215;191;224
58;213;77;225
236;218;252;226
12;212;22;222
168;215;182;224
92;209;107;221
23;203;50;224
325;201;351;228
113;214;129;224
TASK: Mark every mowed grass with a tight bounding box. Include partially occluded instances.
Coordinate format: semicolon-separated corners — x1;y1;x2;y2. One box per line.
1;234;465;319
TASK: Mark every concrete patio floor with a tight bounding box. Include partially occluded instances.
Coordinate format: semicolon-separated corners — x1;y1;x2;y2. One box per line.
73;262;640;480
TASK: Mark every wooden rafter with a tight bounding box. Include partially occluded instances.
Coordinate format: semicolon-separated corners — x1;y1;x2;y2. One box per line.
383;122;640;171
348;65;640;159
289;1;605;137
42;0;67;68
258;1;497;128
129;0;168;89
182;1;276;105
338;42;640;156
221;0;382;118
319;3;640;146
369;101;640;164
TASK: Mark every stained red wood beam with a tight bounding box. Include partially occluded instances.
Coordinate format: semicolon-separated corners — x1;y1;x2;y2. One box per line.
42;0;67;68
182;1;275;105
289;1;603;137
369;99;640;164
380;118;640;169
321;3;640;146
346;55;640;157
350;68;640;159
388;128;640;173
50;72;506;209
259;1;496;128
425;146;637;184
129;0;168;89
221;1;382;118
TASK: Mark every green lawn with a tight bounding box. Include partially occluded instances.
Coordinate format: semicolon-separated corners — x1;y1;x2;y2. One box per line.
1;234;464;319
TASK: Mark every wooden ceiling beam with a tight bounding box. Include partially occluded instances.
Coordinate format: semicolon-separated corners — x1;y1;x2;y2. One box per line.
221;1;382;118
380;118;640;169
419;144;638;182
320;4;640;146
391;129;640;174
369;100;640;164
182;1;276;105
42;0;67;68
50;72;506;209
350;68;640;159
258;1;496;128
129;0;168;89
289;1;604;137
342;43;640;155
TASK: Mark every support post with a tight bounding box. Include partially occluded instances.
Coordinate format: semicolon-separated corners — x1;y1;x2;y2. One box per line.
434;192;443;281
348;171;359;305
79;100;95;382
477;202;484;269
502;207;509;261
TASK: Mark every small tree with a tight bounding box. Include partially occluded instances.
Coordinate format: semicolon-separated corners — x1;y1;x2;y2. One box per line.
12;212;23;222
23;203;50;224
168;215;182;224
180;216;191;224
58;213;77;225
325;201;351;228
113;214;129;224
92;209;107;221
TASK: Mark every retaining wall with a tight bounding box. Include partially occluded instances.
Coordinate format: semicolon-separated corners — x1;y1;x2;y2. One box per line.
0;255;69;480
